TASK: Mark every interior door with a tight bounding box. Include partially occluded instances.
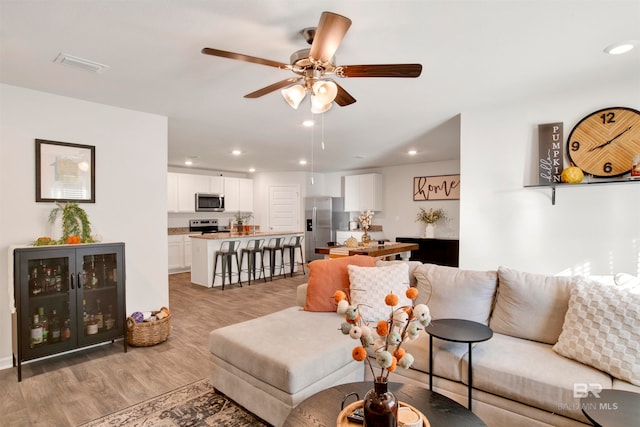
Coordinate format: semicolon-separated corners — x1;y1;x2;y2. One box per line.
268;185;300;232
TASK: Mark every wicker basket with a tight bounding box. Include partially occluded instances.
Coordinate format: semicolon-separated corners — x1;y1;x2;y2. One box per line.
126;307;171;347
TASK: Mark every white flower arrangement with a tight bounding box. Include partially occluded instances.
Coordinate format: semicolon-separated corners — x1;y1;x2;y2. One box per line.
335;288;431;381
358;210;374;231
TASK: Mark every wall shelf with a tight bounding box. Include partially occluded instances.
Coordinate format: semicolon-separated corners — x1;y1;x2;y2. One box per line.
525;177;638;205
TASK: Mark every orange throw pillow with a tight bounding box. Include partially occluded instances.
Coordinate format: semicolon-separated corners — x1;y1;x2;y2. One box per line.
304;255;377;312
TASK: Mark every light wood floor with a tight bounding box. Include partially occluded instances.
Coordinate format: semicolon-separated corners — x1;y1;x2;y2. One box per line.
0;271;308;426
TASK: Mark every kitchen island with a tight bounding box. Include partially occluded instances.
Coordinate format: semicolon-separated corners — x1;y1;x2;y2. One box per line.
190;231;303;287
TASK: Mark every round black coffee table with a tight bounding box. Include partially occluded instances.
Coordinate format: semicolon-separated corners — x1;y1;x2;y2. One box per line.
284;381;486;426
581;389;640;427
425;318;493;411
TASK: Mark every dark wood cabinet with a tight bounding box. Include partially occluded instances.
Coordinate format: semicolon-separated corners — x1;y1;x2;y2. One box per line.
12;242;126;381
395;237;459;267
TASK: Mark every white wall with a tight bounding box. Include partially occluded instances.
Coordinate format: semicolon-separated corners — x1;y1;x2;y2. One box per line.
460;77;640;276
0;84;168;369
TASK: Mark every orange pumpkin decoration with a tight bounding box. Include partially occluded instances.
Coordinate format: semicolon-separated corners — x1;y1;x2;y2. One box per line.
66;235;81;244
406;288;419;300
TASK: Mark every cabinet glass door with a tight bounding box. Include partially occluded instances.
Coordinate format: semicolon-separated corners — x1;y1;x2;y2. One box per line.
77;245;124;345
20;248;77;357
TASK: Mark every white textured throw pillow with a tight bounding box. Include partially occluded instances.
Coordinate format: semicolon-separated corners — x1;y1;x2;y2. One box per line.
348;263;412;322
553;278;640;386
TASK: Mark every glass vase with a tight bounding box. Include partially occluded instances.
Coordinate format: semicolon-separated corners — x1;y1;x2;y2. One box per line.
363;379;398;427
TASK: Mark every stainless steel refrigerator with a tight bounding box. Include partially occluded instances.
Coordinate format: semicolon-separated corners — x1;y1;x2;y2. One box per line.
305;197;349;262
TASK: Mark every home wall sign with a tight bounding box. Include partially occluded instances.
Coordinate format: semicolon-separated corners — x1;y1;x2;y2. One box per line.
36;139;95;203
538;122;563;184
413;174;460;201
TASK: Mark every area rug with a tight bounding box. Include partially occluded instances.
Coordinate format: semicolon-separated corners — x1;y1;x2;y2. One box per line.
80;378;269;427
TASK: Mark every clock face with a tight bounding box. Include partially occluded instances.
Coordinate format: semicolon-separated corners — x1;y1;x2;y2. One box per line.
567;107;640;177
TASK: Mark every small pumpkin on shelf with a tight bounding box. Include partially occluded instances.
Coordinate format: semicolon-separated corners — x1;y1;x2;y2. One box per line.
561;164;584;184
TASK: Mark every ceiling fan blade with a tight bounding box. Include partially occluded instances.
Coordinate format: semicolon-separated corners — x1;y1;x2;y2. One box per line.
244;77;302;99
201;47;290;70
309;11;352;63
338;64;422;78
333;82;356;106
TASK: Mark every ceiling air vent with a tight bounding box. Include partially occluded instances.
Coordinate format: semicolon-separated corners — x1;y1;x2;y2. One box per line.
54;53;109;73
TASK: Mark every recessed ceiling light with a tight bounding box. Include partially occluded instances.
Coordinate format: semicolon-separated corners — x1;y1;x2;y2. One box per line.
408;150;417;155
184;160;193;166
232;149;242;155
603;40;637;55
249;168;255;173
302;120;315;127
299;160;307;165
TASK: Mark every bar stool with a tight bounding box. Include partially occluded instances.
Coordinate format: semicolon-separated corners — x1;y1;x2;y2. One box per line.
261;237;285;281
212;240;241;290
239;239;265;286
282;235;305;277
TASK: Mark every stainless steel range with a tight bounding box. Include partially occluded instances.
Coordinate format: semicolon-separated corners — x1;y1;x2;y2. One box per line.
189;219;221;234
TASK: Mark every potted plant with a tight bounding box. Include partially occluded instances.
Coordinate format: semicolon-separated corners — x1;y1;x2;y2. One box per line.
48;202;93;244
415;207;447;238
234;212;253;234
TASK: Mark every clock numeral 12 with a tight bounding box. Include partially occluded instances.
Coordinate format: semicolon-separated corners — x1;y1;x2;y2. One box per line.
600;112;615;124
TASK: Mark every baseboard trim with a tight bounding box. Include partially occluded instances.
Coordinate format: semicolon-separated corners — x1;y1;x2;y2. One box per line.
0;355;14;371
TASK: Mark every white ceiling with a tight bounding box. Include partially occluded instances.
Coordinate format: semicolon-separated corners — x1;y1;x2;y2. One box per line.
1;1;639;174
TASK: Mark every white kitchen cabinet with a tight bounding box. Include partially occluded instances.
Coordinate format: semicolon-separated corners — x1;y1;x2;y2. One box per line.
168;234;195;272
168;235;185;270
168;172;226;213
167;173;179;212
224;177;253;213
238;178;253;212
344;173;383;212
210;176;224;194
176;174;210;212
183;235;192;268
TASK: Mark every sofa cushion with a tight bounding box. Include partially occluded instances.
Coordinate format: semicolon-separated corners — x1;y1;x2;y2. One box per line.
471;333;612;422
209;307;360;394
375;260;423;287
304;255;377;312
553;278;640;386
489;266;574;344
413;264;497;324
348;263;412;322
400;331;468;382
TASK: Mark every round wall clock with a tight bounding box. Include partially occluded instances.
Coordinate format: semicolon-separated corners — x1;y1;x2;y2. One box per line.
566;106;640;177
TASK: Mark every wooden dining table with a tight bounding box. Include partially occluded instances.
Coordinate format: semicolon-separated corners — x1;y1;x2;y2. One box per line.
315;242;418;260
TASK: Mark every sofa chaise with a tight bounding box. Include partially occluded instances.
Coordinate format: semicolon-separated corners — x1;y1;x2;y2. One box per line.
208;255;640;426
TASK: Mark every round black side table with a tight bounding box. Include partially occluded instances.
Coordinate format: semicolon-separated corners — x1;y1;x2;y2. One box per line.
581;389;640;427
425;318;493;411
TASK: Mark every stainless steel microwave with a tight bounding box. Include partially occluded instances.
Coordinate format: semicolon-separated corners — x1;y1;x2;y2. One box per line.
195;193;225;212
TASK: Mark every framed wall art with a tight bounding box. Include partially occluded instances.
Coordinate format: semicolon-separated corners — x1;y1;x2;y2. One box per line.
413;174;460;201
36;139;95;203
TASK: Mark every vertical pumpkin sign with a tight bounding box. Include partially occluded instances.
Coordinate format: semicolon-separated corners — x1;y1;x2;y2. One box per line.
538;122;563;184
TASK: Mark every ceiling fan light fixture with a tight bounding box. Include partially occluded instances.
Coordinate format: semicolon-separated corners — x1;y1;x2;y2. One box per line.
310;95;333;114
312;80;338;105
281;84;306;109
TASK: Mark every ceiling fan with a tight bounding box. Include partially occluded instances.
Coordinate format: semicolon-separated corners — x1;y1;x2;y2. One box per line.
201;11;422;113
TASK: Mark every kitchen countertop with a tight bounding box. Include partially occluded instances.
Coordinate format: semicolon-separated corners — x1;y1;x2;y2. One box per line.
190;231;302;240
168;227;193;235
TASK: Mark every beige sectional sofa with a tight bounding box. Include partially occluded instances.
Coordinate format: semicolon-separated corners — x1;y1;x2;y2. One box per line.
209;257;640;426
